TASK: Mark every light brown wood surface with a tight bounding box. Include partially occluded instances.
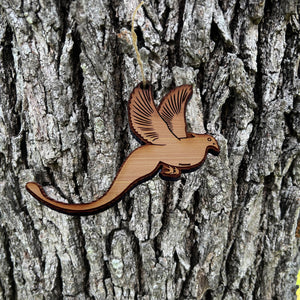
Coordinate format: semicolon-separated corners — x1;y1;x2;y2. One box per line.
26;82;220;215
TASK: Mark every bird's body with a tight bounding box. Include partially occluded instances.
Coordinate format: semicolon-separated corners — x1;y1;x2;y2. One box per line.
26;82;220;215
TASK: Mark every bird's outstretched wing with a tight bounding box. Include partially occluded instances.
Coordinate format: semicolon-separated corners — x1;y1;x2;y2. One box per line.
158;85;193;139
128;82;178;145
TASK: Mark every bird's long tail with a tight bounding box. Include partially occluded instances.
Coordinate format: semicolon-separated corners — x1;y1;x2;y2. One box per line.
26;146;160;215
25;181;123;215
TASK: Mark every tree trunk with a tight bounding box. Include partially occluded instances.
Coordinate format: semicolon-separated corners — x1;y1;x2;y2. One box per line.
0;0;299;299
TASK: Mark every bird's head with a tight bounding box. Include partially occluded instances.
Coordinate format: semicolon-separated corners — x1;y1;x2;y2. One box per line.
187;133;220;156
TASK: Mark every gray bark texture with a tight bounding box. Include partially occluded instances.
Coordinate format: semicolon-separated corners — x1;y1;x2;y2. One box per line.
0;0;299;299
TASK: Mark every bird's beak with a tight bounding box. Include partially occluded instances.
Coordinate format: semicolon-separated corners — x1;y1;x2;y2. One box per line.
208;143;220;156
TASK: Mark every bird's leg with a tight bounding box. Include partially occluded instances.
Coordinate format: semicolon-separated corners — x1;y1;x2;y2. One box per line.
160;164;181;178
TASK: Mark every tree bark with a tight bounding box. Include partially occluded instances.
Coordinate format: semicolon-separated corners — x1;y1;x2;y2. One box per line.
0;0;299;299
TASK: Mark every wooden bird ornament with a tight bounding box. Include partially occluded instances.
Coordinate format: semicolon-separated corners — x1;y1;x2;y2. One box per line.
26;82;220;215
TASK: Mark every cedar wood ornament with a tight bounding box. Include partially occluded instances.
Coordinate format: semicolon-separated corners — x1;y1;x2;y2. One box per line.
26;82;220;215
26;2;220;215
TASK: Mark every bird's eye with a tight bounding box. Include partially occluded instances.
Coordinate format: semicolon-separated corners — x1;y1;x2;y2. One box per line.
207;137;212;141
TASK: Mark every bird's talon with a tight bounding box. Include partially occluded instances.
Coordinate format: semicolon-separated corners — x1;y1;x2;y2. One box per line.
161;165;181;178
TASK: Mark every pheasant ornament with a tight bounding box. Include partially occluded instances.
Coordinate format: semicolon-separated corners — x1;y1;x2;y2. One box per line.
26;82;220;215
